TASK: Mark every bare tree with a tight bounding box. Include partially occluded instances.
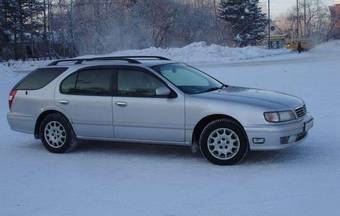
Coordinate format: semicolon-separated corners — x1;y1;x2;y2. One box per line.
278;0;331;44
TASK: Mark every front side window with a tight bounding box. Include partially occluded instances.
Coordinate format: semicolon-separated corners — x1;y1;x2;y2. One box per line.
60;69;112;96
117;69;165;97
152;63;223;94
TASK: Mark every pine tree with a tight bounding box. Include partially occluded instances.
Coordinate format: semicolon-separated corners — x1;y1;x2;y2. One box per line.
218;0;267;47
0;0;44;59
0;1;11;45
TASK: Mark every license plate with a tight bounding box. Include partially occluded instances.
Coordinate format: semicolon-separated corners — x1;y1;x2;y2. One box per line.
304;119;314;132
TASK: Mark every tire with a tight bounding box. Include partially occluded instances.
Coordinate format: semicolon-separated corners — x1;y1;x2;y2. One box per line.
39;113;77;153
199;119;249;165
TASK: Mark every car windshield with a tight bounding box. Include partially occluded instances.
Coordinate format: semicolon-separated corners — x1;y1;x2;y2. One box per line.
152;63;224;94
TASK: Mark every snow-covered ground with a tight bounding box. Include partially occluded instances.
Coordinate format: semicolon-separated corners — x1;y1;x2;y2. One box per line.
1;41;340;216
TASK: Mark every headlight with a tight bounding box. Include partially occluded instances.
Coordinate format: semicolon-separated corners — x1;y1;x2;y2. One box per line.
264;111;296;123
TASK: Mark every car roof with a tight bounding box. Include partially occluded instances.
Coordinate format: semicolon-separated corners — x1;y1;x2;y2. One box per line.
42;60;178;72
45;56;178;69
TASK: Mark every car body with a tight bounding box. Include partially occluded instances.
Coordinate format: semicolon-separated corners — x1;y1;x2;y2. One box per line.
7;56;313;165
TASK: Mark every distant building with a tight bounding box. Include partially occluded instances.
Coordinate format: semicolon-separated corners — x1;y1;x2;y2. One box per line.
329;4;340;39
265;20;287;49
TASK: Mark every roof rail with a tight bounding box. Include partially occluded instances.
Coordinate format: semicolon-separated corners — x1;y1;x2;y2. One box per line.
48;57;140;66
48;56;171;66
48;59;83;66
87;57;141;64
115;56;171;60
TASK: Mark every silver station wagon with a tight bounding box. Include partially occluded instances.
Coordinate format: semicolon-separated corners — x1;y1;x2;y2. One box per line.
7;56;314;165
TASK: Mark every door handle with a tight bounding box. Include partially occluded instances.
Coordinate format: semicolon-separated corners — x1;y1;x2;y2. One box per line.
59;100;69;105
115;101;127;107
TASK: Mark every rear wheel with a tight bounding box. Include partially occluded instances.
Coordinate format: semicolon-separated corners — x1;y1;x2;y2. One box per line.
199;119;249;165
39;113;77;153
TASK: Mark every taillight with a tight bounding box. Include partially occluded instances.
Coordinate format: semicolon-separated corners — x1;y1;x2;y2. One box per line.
9;89;17;110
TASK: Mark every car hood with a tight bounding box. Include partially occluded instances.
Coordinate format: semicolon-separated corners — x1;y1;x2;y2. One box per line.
197;86;304;110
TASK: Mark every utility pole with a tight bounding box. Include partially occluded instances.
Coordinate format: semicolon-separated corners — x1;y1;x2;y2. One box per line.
296;0;299;42
214;0;218;27
296;0;304;53
303;0;307;37
43;0;48;56
268;0;271;49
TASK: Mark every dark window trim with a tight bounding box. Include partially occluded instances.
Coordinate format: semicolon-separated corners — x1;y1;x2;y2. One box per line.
59;66;115;97
74;70;80;90
111;68;118;96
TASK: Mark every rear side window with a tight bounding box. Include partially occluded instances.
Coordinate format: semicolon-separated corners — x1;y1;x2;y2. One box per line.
60;69;112;96
15;68;67;90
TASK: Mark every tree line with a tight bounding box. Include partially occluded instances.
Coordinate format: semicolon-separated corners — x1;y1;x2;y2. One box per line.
0;0;269;60
0;0;333;60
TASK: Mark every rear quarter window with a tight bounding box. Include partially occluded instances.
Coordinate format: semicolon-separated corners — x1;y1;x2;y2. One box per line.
14;67;67;90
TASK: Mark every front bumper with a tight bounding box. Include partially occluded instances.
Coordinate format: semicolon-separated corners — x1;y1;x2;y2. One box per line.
244;114;314;150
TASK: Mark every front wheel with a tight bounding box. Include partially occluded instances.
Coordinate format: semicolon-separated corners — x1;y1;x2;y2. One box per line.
39;113;77;153
199;119;249;165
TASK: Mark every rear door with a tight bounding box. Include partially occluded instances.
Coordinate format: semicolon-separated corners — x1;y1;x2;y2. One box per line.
112;66;185;143
55;67;114;138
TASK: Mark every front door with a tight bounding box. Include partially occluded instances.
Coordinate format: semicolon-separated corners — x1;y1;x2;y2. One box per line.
113;67;185;143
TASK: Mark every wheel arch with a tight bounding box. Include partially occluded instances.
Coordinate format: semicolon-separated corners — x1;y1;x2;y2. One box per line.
192;114;248;146
34;110;71;139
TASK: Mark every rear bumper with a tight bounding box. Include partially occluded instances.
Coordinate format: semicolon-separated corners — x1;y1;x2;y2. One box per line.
245;114;314;150
7;112;35;134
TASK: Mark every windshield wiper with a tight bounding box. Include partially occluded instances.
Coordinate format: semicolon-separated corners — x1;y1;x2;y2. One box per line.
203;85;225;93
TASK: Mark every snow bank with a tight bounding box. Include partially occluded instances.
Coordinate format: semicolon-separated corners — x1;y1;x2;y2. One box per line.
0;63;12;74
3;42;291;72
0;63;15;81
5;60;51;73
107;42;292;63
309;40;340;54
4;40;340;73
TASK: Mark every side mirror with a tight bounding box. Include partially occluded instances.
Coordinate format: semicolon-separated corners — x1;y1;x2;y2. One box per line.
156;86;171;96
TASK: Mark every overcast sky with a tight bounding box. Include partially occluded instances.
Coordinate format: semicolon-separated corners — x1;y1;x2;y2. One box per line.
259;0;338;18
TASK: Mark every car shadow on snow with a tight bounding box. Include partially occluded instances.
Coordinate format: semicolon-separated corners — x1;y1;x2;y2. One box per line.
21;139;313;165
75;140;202;159
72;140;310;165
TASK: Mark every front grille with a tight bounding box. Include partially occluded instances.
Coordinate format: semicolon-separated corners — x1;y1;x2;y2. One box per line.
295;105;306;118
